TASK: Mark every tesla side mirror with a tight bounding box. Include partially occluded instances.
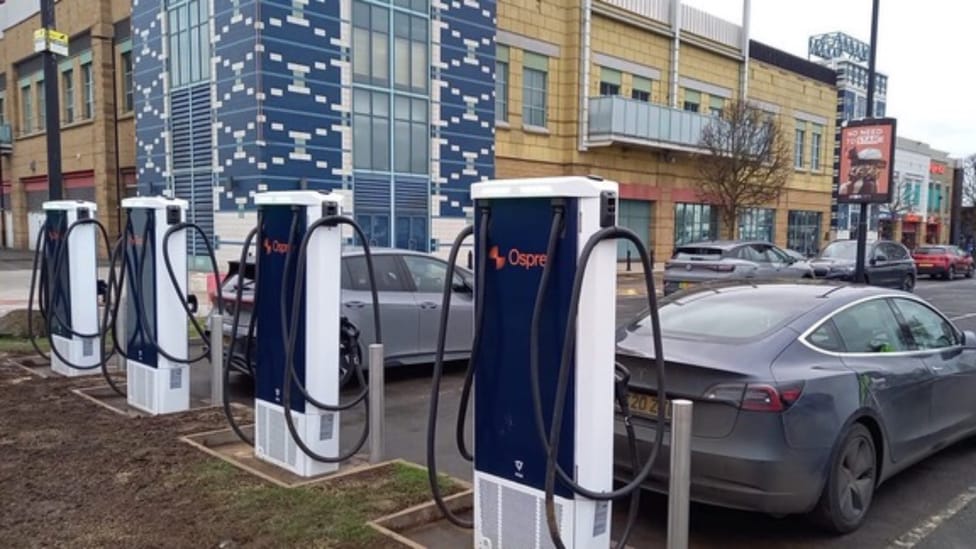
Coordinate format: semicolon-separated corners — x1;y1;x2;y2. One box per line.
963;330;976;350
187;294;199;315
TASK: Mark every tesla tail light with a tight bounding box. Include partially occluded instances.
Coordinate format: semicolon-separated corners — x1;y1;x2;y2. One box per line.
703;382;804;412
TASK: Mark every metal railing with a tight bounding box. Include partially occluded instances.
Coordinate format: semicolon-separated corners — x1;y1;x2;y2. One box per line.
588;96;722;152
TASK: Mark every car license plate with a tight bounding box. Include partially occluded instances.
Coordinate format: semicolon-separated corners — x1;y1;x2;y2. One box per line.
678;281;691;289
919;263;933;268
625;392;670;419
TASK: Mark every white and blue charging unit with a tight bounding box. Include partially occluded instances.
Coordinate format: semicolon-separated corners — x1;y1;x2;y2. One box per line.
42;200;101;377
470;177;618;549
253;190;343;477
120;196;190;415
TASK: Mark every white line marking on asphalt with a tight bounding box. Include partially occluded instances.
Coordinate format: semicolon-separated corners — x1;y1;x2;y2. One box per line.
949;313;976;321
887;485;976;548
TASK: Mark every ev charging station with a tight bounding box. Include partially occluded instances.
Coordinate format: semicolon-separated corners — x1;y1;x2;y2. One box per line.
470;177;619;548
42;200;101;377
252;190;344;477
120;196;190;415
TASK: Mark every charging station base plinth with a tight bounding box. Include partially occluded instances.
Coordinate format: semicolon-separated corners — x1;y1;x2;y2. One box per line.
254;399;340;478
50;334;101;377
126;360;190;415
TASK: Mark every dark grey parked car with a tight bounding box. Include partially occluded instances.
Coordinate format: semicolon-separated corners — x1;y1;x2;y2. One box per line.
663;240;813;295
810;239;917;291
613;282;976;533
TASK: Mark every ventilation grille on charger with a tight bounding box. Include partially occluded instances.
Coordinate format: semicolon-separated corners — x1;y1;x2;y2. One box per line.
129;364;155;412
257;403;298;468
477;477;565;549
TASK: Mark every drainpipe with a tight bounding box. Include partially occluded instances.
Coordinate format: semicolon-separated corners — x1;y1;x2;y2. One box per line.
669;0;681;108
578;0;593;152
740;0;751;100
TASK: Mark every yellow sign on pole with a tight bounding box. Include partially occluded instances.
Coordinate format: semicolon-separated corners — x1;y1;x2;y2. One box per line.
33;28;69;57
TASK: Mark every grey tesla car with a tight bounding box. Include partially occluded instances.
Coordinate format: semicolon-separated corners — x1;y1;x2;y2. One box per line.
613;282;976;533
215;249;475;377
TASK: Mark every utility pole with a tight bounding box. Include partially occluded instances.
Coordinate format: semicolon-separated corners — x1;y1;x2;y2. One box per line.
854;0;880;283
40;0;64;201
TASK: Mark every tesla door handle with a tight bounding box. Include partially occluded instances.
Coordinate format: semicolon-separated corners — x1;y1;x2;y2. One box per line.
420;302;439;310
344;301;366;309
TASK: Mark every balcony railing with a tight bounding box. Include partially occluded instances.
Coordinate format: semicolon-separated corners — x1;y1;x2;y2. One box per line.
0;124;11;150
587;96;719;153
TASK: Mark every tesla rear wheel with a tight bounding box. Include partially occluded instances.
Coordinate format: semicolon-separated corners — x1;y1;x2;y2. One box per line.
813;423;877;534
902;274;915;292
968;266;974;279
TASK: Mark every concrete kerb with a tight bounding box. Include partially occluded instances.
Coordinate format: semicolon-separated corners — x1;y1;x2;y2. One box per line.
368;488;474;549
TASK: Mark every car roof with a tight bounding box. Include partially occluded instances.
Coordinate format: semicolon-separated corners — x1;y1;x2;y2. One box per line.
675;240;771;250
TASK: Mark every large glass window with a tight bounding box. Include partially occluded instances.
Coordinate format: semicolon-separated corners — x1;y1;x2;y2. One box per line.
811;123;823;171
122;51;134;112
673;203;717;247
352;1;389;86
353;89;390;171
495;45;509;122
62;69;74;123
394;95;428;174
522;52;548;128
631;76;651;102
794;121;806;169
787;210;822;257
21;83;32;133
599;67;620;96
167;0;211;88
738;207;775;242
393;11;427;93
82;63;94;119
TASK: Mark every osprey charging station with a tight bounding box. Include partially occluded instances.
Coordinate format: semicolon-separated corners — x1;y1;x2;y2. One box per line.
470;177;619;548
253;190;343;477
42;200;102;377
120;196;190;415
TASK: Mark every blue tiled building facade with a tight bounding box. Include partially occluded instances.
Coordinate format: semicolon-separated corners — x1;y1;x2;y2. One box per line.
132;0;496;256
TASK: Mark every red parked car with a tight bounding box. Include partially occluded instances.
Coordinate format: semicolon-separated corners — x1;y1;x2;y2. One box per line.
912;245;974;280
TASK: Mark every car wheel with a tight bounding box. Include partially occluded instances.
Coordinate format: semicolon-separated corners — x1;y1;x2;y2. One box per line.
947;266;956;280
339;342;361;389
967;265;975;279
813;423;877;534
901;274;915;292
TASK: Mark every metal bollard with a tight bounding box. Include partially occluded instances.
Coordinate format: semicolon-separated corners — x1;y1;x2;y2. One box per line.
209;313;224;406
368;343;385;463
667;399;693;549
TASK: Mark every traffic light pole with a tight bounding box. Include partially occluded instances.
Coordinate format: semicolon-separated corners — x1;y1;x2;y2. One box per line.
41;0;63;201
854;0;880;283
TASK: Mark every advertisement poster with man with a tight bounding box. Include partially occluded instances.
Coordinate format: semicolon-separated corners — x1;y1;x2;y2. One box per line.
837;118;897;204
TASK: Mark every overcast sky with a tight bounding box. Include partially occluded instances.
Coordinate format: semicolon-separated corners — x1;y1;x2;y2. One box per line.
684;0;975;159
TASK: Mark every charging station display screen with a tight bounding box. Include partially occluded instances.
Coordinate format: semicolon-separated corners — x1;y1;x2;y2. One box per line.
255;206;308;413
45;210;71;339
475;198;578;498
124;208;158;367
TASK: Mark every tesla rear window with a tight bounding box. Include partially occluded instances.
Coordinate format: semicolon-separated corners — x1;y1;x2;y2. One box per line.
632;288;813;340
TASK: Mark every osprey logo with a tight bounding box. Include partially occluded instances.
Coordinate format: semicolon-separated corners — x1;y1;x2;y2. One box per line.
263;238;291;255
488;246;548;270
514;459;525;479
488;246;506;270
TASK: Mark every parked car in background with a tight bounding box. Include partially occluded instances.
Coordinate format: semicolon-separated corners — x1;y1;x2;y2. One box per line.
212;249;475;381
614;282;976;533
662;240;813;295
912;245;974;280
810;240;916;292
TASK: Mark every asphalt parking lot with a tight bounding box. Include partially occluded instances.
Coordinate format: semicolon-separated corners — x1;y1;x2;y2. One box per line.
369;276;976;548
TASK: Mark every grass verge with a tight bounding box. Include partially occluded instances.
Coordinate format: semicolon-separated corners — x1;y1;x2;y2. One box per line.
0;336;50;354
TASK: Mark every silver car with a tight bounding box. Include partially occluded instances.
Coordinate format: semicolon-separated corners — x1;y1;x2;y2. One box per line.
663;240;813;295
215;249;475;378
614;282;976;533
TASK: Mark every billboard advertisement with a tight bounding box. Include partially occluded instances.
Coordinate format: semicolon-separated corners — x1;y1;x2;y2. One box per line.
837;118;897;204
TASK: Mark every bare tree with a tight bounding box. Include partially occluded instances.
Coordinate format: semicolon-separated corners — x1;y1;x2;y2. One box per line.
880;176;915;219
694;100;793;239
963;154;976;207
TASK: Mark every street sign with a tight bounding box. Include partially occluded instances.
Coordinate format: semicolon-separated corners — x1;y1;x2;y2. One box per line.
33;28;69;57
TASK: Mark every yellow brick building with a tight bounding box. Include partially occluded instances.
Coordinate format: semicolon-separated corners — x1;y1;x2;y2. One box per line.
493;0;838;262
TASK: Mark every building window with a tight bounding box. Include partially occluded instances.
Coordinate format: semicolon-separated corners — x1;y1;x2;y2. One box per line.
122;51;134;112
738;207;775;242
708;96;724;117
631;76;651;102
794;121;805;169
599;67;620;96
36;80;45;130
62;69;74;124
674;203;717;247
522;52;548;128
353;89;390;171
167;0;211;88
0;93;5;125
394;95;428;174
82;63;94;119
393;11;427;94
352;1;389;87
682;89;700;112
787;210;822;257
21;83;33;133
811;123;823;171
495;45;509;122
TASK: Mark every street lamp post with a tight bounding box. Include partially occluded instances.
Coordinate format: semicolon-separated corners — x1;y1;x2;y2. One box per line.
854;0;881;283
41;0;63;201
